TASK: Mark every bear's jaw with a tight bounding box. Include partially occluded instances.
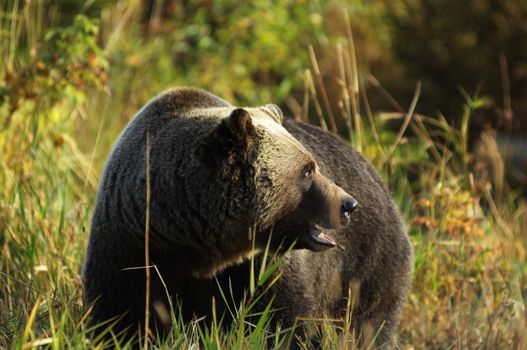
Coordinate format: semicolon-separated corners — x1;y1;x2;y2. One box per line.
309;223;337;248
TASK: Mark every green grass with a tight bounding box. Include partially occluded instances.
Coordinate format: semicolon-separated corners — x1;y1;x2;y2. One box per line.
1;1;526;349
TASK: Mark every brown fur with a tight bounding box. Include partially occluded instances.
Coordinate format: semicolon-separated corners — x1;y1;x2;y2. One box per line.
82;88;412;347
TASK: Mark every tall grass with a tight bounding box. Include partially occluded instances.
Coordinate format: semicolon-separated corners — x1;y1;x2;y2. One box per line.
1;1;526;349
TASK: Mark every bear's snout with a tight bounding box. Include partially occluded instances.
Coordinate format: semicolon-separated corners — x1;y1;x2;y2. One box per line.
308;173;357;231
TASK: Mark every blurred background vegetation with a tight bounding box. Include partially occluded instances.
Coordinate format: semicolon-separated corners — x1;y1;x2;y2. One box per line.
1;0;526;349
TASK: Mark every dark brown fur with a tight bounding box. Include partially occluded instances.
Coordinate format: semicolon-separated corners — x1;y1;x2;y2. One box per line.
273;119;413;345
82;88;412;347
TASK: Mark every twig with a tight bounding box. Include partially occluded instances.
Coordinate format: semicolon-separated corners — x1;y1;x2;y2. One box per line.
498;54;513;130
143;132;151;350
386;82;421;159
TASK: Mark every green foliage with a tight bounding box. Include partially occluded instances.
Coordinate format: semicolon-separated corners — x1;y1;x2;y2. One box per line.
0;10;108;349
119;0;330;105
1;15;108;125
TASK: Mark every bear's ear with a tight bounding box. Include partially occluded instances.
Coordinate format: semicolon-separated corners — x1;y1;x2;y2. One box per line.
262;104;284;124
196;108;257;165
225;108;256;149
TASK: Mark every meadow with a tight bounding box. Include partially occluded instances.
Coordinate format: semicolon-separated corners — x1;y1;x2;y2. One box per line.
1;1;526;349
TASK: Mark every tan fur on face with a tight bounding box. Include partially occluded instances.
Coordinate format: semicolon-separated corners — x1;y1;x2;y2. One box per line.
193;105;316;255
246;107;317;230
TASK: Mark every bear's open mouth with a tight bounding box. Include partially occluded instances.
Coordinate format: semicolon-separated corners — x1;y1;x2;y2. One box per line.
309;223;336;247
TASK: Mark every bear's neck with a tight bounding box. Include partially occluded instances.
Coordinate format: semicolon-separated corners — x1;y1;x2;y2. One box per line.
148;231;260;280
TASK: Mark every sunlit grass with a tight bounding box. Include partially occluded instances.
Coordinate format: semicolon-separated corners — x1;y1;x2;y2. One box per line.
1;1;526;349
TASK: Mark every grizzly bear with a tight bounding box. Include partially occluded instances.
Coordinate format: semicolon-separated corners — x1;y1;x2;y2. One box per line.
82;87;413;347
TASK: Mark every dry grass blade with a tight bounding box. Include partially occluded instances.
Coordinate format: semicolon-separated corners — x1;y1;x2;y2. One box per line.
498;54;513;128
83;97;110;189
143;132;152;350
305;69;328;131
301;69;310;122
103;0;136;55
309;45;337;133
360;79;387;163
366;75;405;113
386;82;421;159
22;297;40;344
336;43;351;122
344;12;362;148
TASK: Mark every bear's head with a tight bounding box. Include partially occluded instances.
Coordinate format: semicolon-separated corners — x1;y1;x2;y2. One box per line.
194;104;357;267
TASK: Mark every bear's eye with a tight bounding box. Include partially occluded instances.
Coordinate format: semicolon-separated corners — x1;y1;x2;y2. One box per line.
303;163;315;178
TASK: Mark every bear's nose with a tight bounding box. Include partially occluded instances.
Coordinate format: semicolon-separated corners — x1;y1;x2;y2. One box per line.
341;196;358;220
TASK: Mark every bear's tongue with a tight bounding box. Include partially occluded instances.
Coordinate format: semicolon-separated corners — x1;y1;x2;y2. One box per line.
309;224;336;247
